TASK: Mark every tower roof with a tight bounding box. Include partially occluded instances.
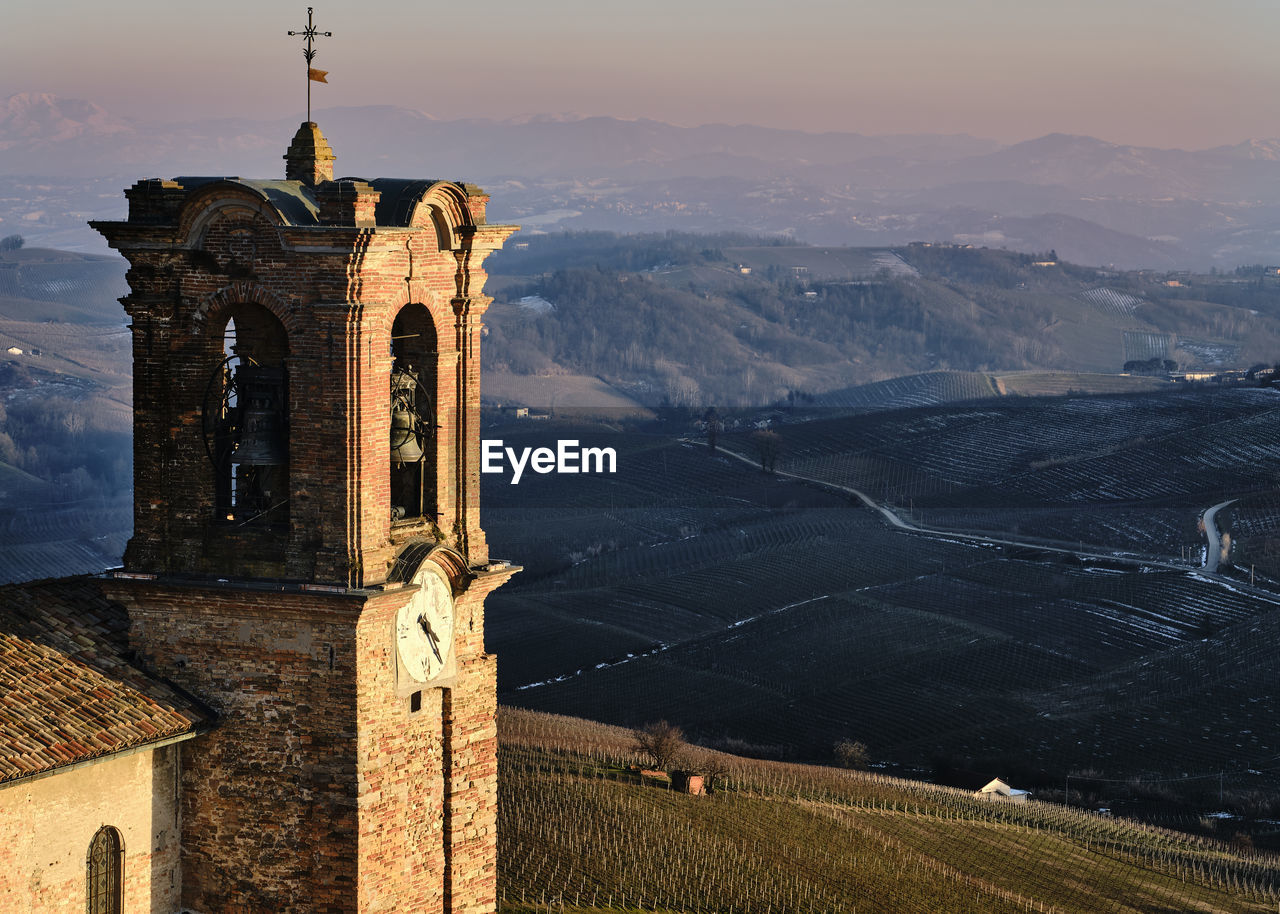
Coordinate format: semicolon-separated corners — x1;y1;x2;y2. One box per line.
96;174;497;235
89;120;511;238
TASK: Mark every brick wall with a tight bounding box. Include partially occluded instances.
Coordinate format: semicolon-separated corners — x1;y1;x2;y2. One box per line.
109;561;514;913
95;179;515;589
112;582;363;913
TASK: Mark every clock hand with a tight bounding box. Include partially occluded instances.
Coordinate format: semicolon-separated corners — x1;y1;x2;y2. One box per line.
418;613;443;663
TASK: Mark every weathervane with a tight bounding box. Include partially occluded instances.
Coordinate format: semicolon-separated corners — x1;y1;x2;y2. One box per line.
288;7;332;123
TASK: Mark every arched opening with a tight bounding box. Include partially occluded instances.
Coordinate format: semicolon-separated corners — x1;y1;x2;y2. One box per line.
390;303;437;524
202;304;289;525
86;826;123;914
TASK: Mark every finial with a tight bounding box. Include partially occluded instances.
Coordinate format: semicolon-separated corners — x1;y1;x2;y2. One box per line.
287;7;333;124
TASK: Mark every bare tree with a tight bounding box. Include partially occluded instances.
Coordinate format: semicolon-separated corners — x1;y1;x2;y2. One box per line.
834;739;870;770
634;720;687;771
703;407;720;454
750;429;781;473
699;754;732;793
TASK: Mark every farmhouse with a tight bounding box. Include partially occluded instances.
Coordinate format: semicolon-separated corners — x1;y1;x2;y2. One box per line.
978;778;1032;802
0;120;517;913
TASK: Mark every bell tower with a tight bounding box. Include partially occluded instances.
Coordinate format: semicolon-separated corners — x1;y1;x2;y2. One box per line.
91;123;517;913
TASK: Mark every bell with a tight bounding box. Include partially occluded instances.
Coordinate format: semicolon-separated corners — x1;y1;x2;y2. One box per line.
391;404;424;464
390;366;426;465
234;366;287;466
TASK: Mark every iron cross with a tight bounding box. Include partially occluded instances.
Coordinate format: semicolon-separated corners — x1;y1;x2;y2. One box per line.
287;8;332;123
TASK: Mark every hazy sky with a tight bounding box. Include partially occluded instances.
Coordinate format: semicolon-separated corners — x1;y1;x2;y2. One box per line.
2;0;1277;148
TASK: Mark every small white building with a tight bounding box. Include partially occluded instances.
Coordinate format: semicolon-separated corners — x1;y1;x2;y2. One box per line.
518;295;555;314
977;777;1030;802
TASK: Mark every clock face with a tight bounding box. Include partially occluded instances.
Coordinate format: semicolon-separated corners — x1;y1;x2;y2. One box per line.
395;568;455;683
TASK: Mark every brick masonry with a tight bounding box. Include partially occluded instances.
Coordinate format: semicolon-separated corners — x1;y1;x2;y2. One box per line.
92;145;516;588
90;124;518;913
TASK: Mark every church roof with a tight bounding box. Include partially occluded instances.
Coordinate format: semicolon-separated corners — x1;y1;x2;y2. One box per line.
173;176;323;225
0;576;212;785
368;178;448;226
167;175;460;227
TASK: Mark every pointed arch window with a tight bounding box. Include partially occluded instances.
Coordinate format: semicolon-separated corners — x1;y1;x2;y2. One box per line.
86;826;123;914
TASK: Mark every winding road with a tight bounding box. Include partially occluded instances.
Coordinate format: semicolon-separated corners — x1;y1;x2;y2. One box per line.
1201;499;1236;573
709;440;1248;582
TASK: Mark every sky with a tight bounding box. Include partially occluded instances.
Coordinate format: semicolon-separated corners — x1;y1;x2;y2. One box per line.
2;0;1279;149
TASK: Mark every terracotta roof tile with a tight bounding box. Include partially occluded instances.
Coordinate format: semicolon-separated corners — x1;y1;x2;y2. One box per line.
0;576;212;784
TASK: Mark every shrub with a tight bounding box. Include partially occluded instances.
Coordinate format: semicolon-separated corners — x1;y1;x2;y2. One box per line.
834;739;870;770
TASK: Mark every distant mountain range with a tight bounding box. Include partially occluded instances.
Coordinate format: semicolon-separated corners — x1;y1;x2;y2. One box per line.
6;92;1280;268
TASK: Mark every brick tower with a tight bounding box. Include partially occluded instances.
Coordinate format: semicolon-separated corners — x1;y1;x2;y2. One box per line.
91;123;517;913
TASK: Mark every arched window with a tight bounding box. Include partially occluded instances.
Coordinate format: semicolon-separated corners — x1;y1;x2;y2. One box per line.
86;826;123;914
390;303;437;523
202;304;290;525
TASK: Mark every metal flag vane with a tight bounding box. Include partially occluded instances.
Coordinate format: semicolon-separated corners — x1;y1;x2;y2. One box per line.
287;7;332;123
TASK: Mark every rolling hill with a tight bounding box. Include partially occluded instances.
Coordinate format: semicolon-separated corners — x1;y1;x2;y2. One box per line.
482;234;1280;408
497;707;1280;913
483;387;1280;828
0;246;131;584
15;92;1280;266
